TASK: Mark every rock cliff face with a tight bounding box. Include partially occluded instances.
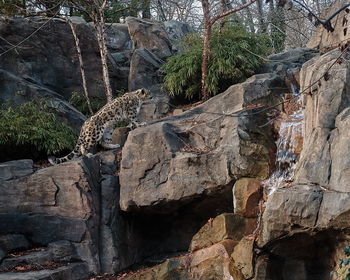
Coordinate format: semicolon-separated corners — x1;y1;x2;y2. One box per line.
0;16;191;130
0;45;317;279
2;3;350;280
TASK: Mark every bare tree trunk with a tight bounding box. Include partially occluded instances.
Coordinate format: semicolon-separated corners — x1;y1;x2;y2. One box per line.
201;0;211;100
66;18;93;115
92;1;113;103
200;0;257;100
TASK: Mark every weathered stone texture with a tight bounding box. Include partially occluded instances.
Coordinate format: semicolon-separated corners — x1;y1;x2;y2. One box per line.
120;73;279;213
307;0;350;53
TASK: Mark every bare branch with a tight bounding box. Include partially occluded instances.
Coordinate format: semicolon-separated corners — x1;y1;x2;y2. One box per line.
210;0;257;24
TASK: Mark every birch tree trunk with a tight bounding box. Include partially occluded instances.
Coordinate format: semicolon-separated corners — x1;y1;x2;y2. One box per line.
66;18;93;115
92;1;113;103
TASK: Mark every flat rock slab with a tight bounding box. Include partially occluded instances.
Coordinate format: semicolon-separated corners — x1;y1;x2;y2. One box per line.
0;160;33;181
0;263;89;280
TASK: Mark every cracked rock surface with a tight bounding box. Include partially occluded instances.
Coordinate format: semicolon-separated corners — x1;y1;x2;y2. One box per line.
119;73;279;213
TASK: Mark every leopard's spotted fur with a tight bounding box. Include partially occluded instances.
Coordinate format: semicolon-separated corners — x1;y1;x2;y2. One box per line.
48;88;151;165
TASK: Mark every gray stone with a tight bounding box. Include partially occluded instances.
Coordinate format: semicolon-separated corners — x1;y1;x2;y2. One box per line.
126;17;172;59
0;17;105;100
164;20;193;53
317;191;350;229
164;20;193;42
120;73;279;212
294;49;350;190
68;16;87;24
0;234;30;256
105;23;131;51
48;240;77;262
0;159;33;181
258;185;323;247
0;263;89;280
128;48;164;92
0;156;101;273
261;48;318;76
0;250;51;271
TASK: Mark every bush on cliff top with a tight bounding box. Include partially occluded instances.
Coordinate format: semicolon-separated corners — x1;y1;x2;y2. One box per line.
161;26;271;99
0;102;77;159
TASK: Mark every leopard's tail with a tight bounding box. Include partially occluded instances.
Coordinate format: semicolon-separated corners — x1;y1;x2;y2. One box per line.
48;143;81;165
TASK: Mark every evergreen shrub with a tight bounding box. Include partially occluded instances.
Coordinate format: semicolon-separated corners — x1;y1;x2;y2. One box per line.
161;26;271;99
0;102;77;158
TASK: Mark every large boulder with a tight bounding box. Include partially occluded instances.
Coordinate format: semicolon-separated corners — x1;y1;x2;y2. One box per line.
0;157;101;273
119;73;282;213
189;213;254;252
294;49;350;190
126;17;173;59
126;17;193;120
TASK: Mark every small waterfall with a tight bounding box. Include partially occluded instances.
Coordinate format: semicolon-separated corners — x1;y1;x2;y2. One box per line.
263;70;304;195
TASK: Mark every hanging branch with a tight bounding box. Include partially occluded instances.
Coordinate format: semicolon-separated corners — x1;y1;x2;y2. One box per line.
277;0;350;32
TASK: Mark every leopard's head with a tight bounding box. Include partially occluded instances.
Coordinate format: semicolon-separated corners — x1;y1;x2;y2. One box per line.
135;88;151;100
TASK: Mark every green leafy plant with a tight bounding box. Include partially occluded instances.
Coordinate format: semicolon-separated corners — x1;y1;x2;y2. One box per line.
0;102;77;157
161;26;271;99
336;245;350;280
69;91;105;116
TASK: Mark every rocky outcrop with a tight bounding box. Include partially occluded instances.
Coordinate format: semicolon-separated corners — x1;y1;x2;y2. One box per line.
119;73;280;213
307;0;350;53
295;49;350;189
0;16;192;130
0;151;137;278
5;5;350;279
252;29;350;279
260;47;318;76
